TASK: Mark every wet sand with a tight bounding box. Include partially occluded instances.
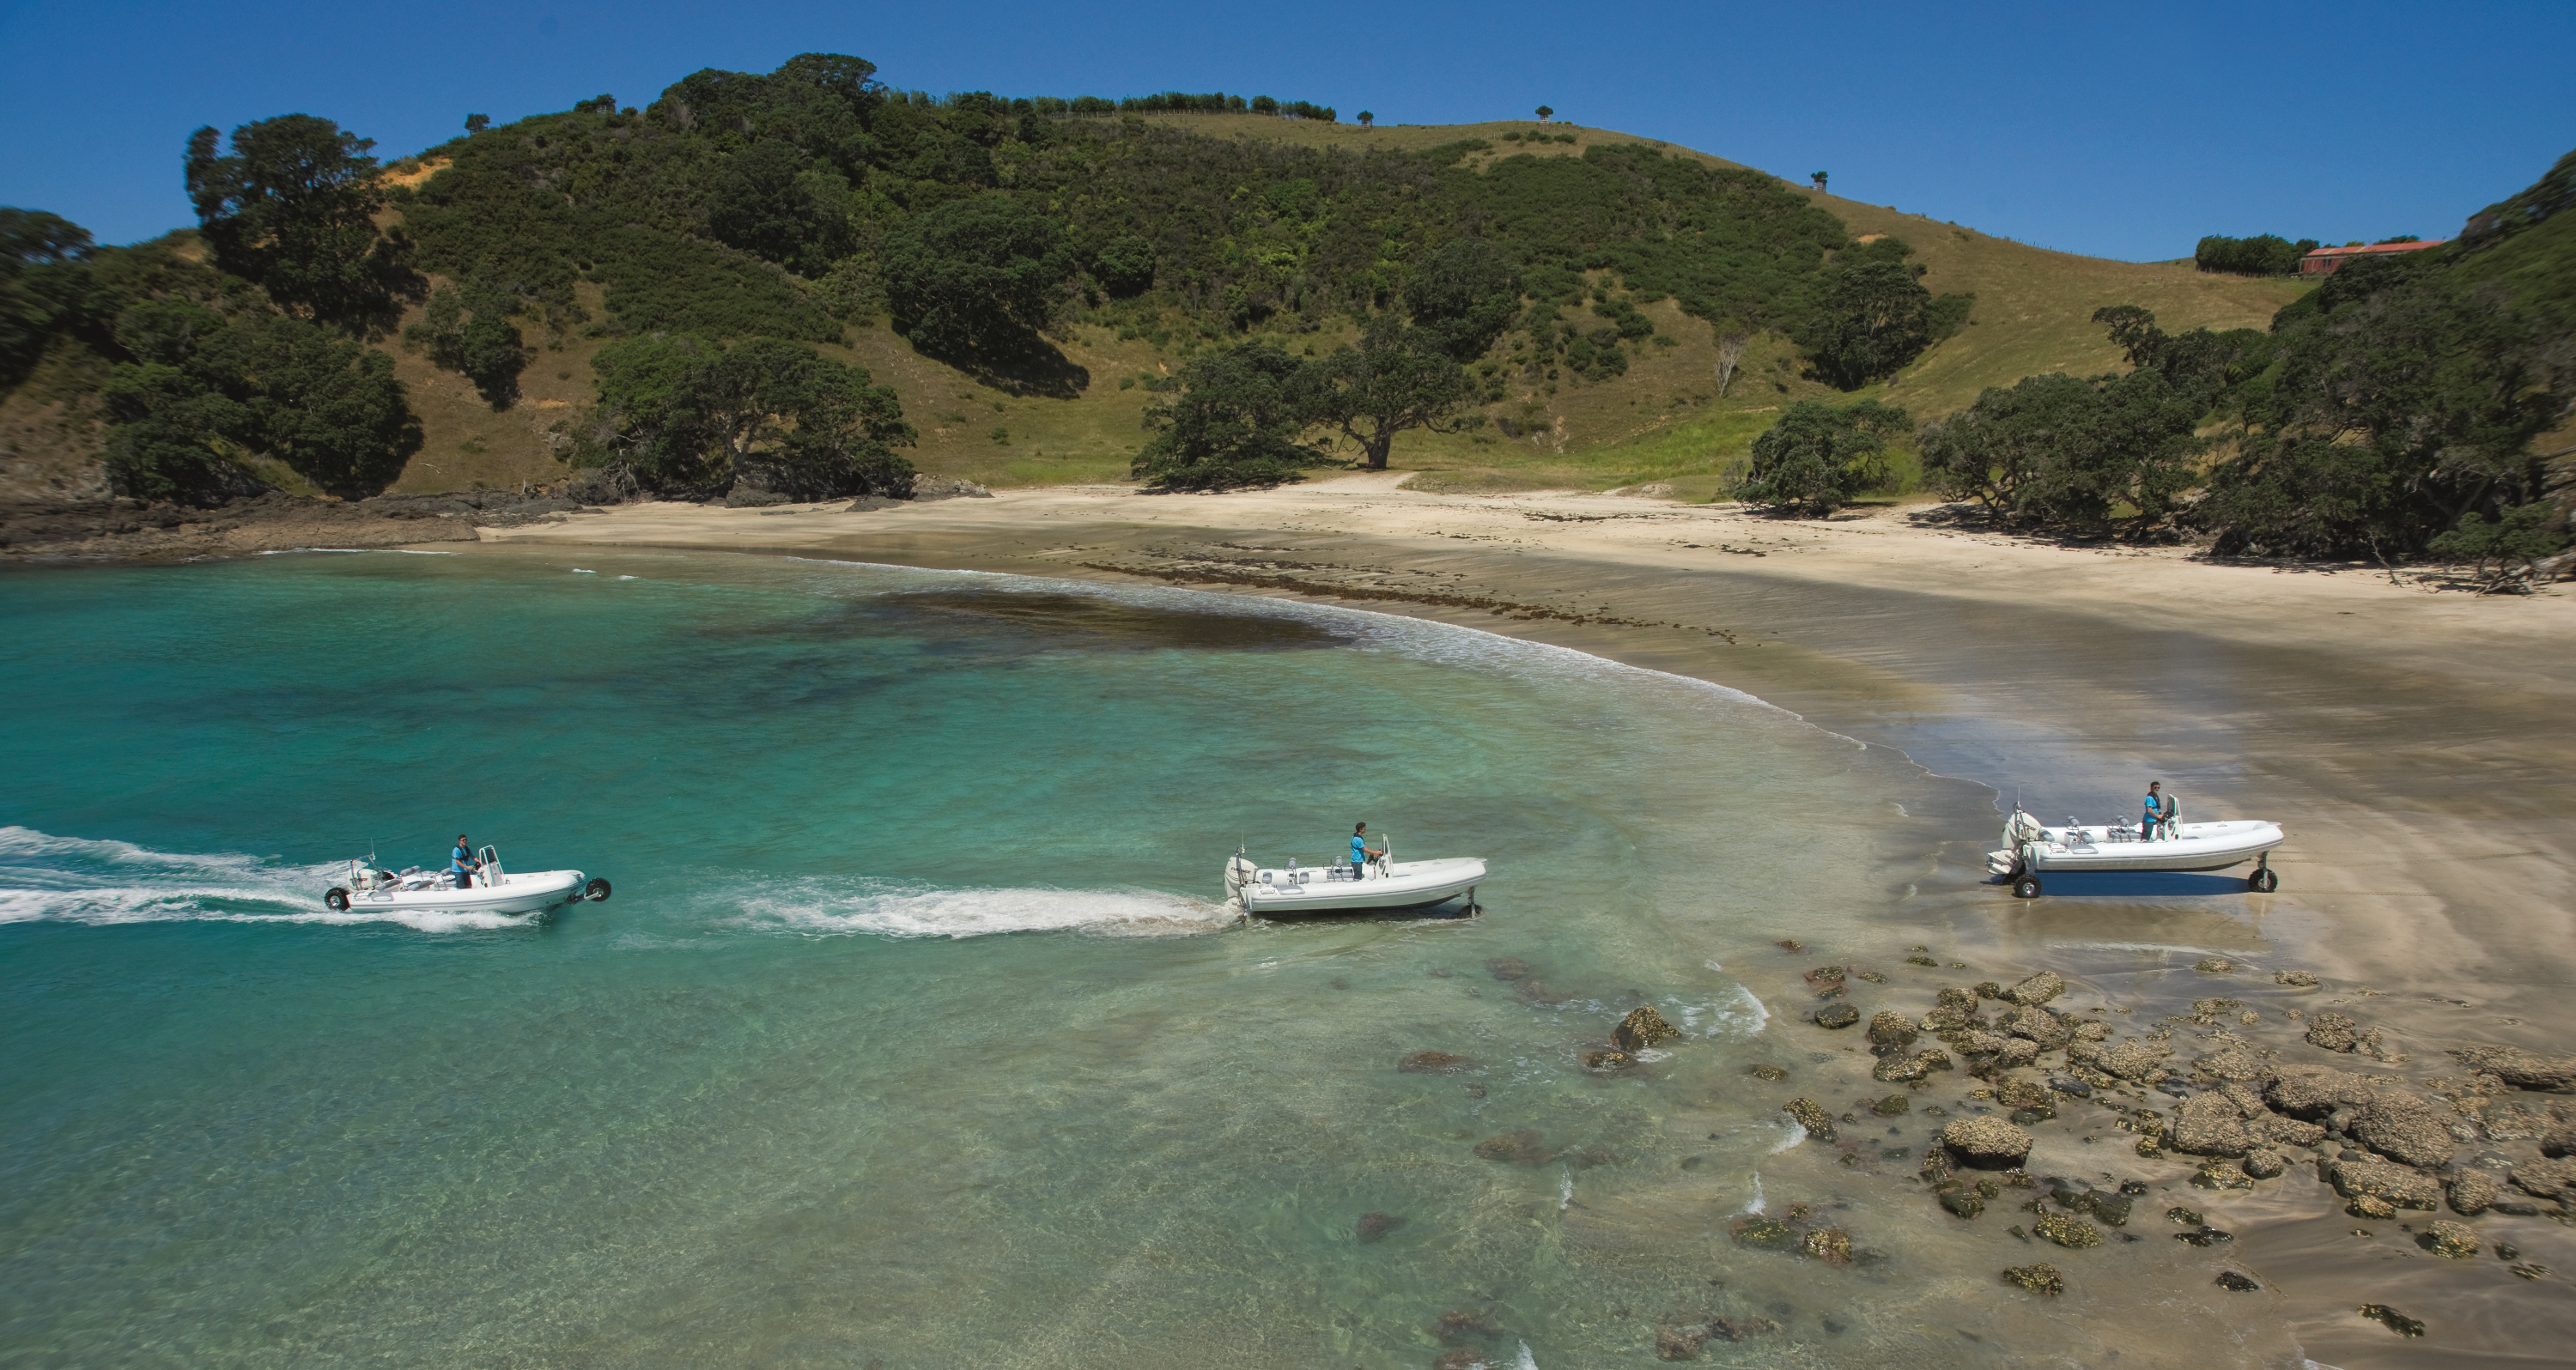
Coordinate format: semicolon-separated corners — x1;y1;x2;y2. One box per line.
486;478;2576;1367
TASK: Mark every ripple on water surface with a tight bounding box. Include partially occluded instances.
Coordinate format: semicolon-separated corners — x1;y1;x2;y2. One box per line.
0;549;2306;1368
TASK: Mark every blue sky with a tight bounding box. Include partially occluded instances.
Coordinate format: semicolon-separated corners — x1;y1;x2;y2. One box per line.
3;0;2567;259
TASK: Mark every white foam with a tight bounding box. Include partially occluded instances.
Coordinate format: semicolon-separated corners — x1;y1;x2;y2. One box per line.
1700;983;1769;1036
1516;1341;1539;1370
1769;1121;1807;1155
1745;1173;1766;1214
0;826;526;932
732;876;1229;940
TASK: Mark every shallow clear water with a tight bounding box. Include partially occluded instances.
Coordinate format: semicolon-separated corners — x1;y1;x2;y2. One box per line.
2;549;2221;1367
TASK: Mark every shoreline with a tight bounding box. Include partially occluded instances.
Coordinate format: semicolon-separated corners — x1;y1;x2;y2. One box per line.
470;481;2576;1365
24;478;2576;1364
480;478;2576;991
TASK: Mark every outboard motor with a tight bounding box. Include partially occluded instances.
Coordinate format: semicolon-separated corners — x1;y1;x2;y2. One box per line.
1223;848;1257;902
1988;809;2047;878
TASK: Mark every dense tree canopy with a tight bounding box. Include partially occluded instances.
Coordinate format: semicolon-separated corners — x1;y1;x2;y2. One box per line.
379;58;1922;397
100;300;421;499
1918;149;2574;563
588;333;914;497
0;209;94;387
2197;250;2563;556
1918;367;2205;530
882;194;1077;361
185;115;414;330
1130;317;1487;486
1402;237;1522;363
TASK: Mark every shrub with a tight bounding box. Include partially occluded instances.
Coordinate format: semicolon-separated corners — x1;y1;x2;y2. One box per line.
404;284;526;406
1133;340;1322;489
1739;399;1910;515
1094;234;1157;296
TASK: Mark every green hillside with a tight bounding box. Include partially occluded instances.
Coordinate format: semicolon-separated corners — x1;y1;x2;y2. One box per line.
0;57;2436;510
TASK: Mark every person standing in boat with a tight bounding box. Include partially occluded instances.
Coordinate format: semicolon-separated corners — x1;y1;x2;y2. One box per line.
450;834;482;889
2141;784;2171;841
1351;822;1384;880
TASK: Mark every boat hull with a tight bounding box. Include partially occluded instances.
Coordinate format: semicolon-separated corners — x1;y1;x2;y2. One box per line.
1240;857;1485;916
1988;821;2284;876
347;869;590;917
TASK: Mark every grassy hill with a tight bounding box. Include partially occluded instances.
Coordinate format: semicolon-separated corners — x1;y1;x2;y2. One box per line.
0;97;2311;506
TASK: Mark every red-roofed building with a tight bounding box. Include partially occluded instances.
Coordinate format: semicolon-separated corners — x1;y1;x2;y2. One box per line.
2298;239;2445;276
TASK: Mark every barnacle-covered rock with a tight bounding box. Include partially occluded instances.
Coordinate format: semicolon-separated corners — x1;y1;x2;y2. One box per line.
1613;1005;1680;1052
2418;1220;2479;1258
2004;971;2065;1006
2001;1264;2064;1295
2034;1213;2102;1248
1941;1116;2033;1169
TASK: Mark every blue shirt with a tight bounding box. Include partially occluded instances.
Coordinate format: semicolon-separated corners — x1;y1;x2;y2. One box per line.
1352;835;1368;865
453;843;474;873
2142;795;2166;823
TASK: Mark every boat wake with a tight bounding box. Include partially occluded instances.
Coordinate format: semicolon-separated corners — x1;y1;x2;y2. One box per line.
0;826;527;932
730;875;1230;940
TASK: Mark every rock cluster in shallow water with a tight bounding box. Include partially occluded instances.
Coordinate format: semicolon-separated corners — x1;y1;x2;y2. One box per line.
1764;943;2576;1338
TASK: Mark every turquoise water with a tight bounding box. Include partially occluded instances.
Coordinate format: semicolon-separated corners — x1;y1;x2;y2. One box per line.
2;549;2093;1367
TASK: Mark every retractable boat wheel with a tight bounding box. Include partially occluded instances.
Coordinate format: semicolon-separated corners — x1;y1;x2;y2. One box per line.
325;888;350;911
2247;855;2278;894
2011;873;2044;899
582;877;611;902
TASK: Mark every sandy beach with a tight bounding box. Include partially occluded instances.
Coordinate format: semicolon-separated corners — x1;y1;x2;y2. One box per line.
478;477;2576;1367
490;476;2576;995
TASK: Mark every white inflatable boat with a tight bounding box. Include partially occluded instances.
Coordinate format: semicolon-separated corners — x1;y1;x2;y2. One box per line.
325;846;609;918
1986;809;2282;898
1224;844;1485;916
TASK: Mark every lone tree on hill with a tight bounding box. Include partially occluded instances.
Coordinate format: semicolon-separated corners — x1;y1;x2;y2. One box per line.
1305;315;1483;470
1796;260;1933;389
1358;111;1374;129
464;113;489;132
1535;105;1552;123
1811;171;1828;192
